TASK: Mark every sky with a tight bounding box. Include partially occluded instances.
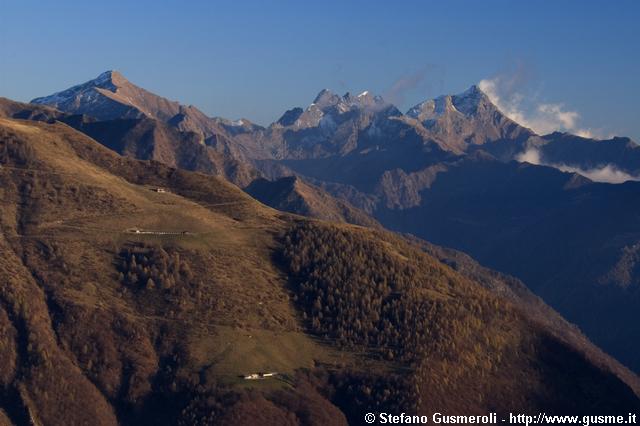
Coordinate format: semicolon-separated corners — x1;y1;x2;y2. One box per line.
1;0;639;139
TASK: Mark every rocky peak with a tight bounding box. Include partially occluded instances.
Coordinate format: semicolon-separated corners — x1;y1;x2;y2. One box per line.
31;70;131;108
93;70;128;89
312;89;341;108
451;84;492;115
406;85;494;122
276;107;304;126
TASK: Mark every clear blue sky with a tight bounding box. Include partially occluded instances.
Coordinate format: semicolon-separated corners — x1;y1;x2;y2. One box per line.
1;0;639;139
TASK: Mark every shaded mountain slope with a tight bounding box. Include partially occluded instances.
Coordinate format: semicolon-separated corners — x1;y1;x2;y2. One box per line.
245;176;380;227
362;155;640;372
539;132;640;175
464;131;640;179
1;117;639;424
256;144;640;374
280;222;640;419
69;116;260;187
244;174;640;394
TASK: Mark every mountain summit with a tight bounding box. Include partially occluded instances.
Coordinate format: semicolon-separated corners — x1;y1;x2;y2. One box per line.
29;71;261;186
31;70;228;138
31;70;129;106
400;84;534;153
274;89;396;131
31;70;176;121
311;89;385;110
406;85;491;120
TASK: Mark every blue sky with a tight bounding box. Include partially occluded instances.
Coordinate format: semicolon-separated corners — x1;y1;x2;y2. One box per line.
1;0;639;138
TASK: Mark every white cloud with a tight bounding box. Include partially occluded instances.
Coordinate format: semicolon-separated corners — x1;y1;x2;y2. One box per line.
515;147;541;164
482;72;631;183
561;164;639;184
478;76;593;137
574;129;594;138
537;103;579;129
516;147;639;184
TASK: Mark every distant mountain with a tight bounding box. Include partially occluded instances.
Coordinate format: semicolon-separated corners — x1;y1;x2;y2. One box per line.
238;85;535;162
31;70;225;137
1;116;639;424
243;85;543;195
538;132;640;175
245;176;380;227
403;85;535;153
235;89;405;160
31;70;181;120
3;69;266;188
72;117;260;186
29;70;262;174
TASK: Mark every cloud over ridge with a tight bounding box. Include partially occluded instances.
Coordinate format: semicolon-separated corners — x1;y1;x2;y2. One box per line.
516;147;639;184
479;76;593;138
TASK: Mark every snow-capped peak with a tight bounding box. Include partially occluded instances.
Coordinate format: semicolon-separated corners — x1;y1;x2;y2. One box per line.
451;84;490;115
311;88;386;112
94;70;115;84
406;85;492;121
73;70;127;90
94;70;127;85
31;70;129;107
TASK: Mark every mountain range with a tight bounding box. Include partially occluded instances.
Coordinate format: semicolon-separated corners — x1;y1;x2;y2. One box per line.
2;70;640;423
1;113;640;425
